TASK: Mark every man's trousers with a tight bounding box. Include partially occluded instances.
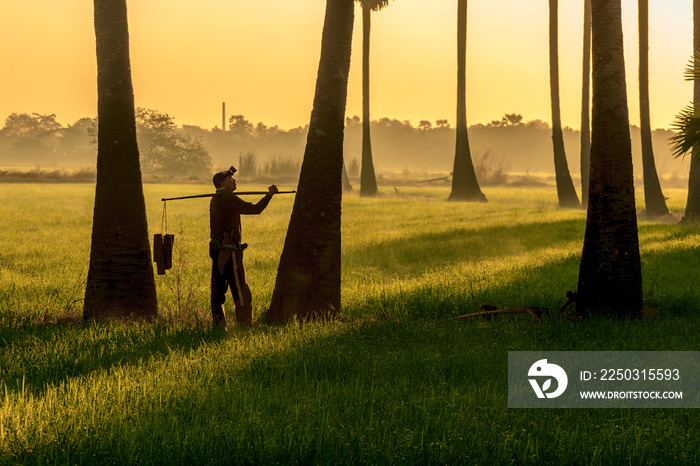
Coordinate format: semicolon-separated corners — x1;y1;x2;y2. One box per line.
209;244;253;326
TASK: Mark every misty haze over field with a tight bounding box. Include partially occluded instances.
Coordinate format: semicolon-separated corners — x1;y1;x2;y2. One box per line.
0;111;689;184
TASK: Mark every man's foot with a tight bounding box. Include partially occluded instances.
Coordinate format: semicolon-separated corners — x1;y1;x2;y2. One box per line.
212;304;227;331
212;320;228;332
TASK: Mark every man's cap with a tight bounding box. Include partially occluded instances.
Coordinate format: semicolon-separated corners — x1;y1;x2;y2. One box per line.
212;166;237;187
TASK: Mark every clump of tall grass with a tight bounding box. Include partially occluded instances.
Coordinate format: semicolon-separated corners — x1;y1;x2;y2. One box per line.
157;245;211;329
261;153;301;178
473;147;509;185
237;151;258;178
347;157;360;178
235;152;301;180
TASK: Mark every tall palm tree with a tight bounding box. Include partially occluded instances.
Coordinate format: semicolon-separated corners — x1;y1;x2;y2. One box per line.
357;0;391;197
263;0;354;323
638;0;669;218
448;0;486;202
549;0;580;208
580;0;591;207
577;0;642;316
84;0;157;319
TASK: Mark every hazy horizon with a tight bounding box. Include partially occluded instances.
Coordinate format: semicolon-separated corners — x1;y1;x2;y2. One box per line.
1;109;689;182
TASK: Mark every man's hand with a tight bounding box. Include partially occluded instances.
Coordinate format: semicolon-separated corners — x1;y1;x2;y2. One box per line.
268;185;279;195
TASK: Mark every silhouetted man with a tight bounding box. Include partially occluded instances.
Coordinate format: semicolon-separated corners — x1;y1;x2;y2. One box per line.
209;167;278;329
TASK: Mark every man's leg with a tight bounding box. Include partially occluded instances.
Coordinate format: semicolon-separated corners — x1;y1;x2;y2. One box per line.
210;246;230;328
232;250;253;326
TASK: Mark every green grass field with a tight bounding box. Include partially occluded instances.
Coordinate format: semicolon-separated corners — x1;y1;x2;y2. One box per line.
0;183;699;464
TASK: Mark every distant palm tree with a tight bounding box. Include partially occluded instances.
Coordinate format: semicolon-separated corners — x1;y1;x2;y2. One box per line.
549;0;580;208
357;0;392;197
580;0;591;207
671;0;700;223
84;0;158;319
638;0;669;218
342;162;353;191
263;0;354;323
448;0;486;202
577;0;642;316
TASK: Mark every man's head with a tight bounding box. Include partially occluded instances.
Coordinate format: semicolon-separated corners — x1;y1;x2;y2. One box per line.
212;166;237;191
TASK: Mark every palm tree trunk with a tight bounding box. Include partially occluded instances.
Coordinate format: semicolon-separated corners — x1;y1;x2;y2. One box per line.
549;0;580;208
577;0;642;317
580;0;591;208
360;4;379;197
684;0;700;223
84;0;157;320
685;157;700;222
638;0;669;218
448;0;486;202
263;0;354;323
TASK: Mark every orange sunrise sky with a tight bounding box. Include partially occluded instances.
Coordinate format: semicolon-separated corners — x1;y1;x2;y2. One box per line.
0;0;694;131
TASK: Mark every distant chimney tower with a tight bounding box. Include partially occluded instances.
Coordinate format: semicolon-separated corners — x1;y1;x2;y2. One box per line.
222;102;226;132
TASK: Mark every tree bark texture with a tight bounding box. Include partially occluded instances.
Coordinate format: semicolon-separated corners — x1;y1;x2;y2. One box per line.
360;5;379;197
580;0;591;208
684;0;700;222
263;0;354;323
84;0;158;320
449;0;486;202
638;0;669;218
577;0;642;317
549;0;580;208
685;156;700;222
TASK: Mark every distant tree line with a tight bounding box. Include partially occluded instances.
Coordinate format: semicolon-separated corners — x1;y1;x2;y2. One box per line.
0;113;96;166
0;110;211;178
210;113;687;182
0;110;685;182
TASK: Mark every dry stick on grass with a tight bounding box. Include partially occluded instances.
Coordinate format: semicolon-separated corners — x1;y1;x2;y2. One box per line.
437;304;547;323
441;263;610;324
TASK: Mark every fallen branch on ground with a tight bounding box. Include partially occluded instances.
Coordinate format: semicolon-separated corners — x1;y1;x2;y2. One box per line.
437;304;547;323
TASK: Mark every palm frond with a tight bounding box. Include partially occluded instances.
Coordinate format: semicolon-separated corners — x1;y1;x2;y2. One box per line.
670;51;700;159
356;0;392;12
683;50;700;81
669;103;700;158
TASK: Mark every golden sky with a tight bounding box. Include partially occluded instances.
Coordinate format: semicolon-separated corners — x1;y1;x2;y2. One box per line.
0;0;693;131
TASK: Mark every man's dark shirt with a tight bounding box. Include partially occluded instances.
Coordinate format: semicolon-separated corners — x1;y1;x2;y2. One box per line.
209;188;272;245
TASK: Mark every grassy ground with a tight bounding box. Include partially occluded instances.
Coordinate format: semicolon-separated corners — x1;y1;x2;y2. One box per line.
0;183;699;464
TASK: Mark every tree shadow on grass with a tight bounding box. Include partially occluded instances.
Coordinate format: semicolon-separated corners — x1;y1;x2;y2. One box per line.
0;318;229;396
342;218;585;278
348;238;700;325
0;218;581;398
54;312;700;464
5;247;700;463
3;217;697;407
241;217;586;277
